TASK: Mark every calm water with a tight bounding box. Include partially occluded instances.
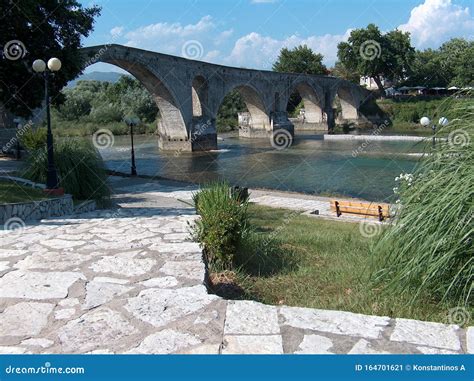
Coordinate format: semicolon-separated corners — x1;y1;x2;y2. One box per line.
99;133;424;202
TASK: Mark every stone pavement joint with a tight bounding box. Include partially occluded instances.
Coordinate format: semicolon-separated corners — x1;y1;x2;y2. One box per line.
0;177;470;354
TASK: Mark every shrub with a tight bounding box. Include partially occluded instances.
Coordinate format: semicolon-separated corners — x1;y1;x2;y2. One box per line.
19;128;47;151
24;138;111;205
371;95;474;306
191;181;249;270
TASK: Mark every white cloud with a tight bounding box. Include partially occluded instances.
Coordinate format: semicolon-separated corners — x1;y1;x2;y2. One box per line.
224;30;351;69
124;15;215;56
251;0;277;3
110;26;124;38
399;0;474;47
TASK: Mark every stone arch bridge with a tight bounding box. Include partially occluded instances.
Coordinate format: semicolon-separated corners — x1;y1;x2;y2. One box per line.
80;44;369;151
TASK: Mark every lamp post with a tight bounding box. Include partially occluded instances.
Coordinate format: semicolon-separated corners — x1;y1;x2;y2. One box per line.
420;116;448;148
32;57;63;195
124;116;139;176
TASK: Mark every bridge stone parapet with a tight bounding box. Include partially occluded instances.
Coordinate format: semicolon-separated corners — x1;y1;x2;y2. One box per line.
80;44;369;151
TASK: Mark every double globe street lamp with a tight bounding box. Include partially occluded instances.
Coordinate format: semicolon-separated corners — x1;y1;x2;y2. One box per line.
420;116;449;147
32;57;63;195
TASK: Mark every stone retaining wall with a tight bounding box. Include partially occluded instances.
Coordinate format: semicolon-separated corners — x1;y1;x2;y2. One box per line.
0;195;73;225
324;134;426;142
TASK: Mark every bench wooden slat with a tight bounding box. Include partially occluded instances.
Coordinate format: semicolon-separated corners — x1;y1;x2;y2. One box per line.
330;200;391;221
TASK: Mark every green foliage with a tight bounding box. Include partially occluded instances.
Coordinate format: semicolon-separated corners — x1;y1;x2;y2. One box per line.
330;61;360;83
216;90;247;131
0;0;100;117
19;128;47;151
24;139;110;204
337;24;414;91
54;76;159;126
371;96;474;306
191;182;250;271
377;98;472;124
273;45;328;75
58;90;92;121
405;38;474;87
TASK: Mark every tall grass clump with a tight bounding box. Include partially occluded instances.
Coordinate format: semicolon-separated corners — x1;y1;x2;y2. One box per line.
191;181;249;270
24;138;111;205
371;94;473;307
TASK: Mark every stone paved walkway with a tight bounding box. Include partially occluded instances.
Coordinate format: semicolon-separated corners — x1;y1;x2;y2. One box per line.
0;177;471;354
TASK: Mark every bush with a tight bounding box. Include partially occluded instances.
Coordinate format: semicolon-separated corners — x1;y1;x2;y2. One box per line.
191;181;249;270
19;128;47;151
371;95;474;306
24;138;111;205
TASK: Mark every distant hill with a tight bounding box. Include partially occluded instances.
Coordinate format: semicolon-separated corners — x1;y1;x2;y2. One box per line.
67;71;129;87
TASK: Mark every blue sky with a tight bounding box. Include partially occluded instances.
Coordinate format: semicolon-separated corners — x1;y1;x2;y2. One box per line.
81;0;474;72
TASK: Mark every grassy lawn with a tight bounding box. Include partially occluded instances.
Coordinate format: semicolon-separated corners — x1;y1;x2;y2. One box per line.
230;204;467;324
0;181;49;204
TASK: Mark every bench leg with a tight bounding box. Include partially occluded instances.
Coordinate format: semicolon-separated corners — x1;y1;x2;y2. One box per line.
336;201;341;217
378;206;383;222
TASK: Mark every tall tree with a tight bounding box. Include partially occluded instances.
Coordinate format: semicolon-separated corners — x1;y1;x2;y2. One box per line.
337;24;414;92
330;61;360;83
0;0;100;117
273;45;328;75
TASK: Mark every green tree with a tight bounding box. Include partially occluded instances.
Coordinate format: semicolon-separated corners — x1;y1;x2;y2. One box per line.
439;38;474;86
330;61;360;83
337;24;414;92
273;45;328;74
0;0;100;117
404;49;450;87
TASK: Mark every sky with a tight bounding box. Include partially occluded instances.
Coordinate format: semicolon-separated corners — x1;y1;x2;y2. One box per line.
81;0;474;73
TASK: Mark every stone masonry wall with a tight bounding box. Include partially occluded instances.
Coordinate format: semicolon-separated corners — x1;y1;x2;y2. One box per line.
0;195;74;225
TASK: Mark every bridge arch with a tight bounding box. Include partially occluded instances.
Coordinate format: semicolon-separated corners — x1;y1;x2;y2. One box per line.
285;81;324;124
214;83;270;130
192;75;209;118
334;84;359;121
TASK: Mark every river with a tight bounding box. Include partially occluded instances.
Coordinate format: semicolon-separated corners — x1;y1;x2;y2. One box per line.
99;132;424;202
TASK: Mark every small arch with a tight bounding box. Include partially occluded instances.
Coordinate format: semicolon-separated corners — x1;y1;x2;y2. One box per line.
214;84;270;131
234;85;269;128
192;75;208;117
287;82;323;123
335;86;358;121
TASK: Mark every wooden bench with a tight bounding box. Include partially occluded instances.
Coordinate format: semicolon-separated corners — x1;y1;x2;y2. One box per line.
330;200;390;221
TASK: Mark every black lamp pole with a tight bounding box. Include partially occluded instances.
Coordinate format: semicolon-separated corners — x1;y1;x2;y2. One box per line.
44;70;59;189
130;121;137;176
